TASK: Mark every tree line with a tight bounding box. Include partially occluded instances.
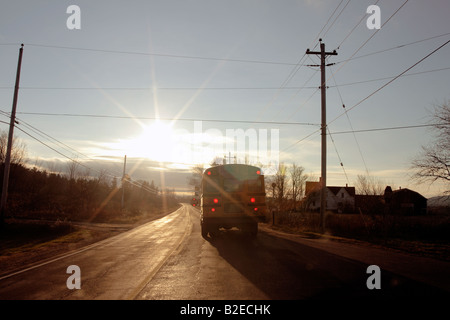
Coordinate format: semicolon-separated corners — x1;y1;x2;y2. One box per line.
0;132;178;223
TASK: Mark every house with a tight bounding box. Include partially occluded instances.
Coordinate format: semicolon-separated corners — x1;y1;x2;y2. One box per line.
304;181;356;213
354;186;428;215
387;187;427;215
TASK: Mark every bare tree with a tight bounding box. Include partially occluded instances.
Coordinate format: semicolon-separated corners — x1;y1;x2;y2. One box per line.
66;159;80;181
0;130;27;166
187;165;204;192
412;102;450;193
355;174;384;195
274;163;288;211
289;163;308;210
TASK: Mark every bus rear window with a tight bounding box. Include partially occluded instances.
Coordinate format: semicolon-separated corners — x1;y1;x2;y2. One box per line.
204;177;220;193
224;178;243;192
248;178;263;192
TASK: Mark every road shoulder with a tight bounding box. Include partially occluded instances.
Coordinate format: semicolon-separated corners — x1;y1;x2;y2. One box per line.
259;223;450;292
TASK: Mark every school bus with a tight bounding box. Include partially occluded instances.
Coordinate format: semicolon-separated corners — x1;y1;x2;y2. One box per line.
200;164;267;238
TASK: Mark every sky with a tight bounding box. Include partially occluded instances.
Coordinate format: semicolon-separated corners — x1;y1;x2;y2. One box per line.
0;0;449;197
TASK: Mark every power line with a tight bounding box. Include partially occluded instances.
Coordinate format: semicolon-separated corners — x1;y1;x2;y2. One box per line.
329;64;369;175
0;111;161;195
335;0;381;49
0;85;319;91
315;0;345;41
12;124;159;194
256;0;350;121
273;69;320;121
331;66;450;87
282;38;450;154
1;65;448;92
329;38;450;126
321;0;352;39
331;0;410;80
327;127;349;185
20;43;299;67
335;32;450;64
330;123;450;135
12;111;319;126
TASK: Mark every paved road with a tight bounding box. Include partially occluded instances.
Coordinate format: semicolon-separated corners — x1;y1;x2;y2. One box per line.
0;204;448;300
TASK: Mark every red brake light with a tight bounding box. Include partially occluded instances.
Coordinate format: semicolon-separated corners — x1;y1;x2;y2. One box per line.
254;207;258;211
213;198;218;204
211;208;215;212
250;197;255;203
207;171;211;175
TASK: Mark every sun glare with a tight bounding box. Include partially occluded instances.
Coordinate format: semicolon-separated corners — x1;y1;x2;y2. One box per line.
114;121;177;162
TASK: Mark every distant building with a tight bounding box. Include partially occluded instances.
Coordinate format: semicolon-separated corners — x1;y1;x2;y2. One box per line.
305;181;356;213
304;182;427;215
388;187;427;215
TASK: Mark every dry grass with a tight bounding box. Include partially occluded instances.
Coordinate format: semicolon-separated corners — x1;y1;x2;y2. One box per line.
0;204;181;276
272;210;450;261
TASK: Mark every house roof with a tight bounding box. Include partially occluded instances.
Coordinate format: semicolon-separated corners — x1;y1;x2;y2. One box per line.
392;188;427;200
305;181;355;197
328;186;356;197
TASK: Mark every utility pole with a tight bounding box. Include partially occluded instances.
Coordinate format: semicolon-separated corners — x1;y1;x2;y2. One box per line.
121;155;127;209
306;39;337;233
1;44;24;228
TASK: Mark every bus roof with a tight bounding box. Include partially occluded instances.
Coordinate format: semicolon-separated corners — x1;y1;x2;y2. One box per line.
203;164;262;178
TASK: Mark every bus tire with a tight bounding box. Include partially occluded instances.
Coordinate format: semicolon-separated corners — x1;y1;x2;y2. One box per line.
201;222;209;239
245;223;258;238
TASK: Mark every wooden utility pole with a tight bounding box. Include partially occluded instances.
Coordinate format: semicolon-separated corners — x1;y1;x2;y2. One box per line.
121;155;127;209
1;44;24;228
306;40;337;232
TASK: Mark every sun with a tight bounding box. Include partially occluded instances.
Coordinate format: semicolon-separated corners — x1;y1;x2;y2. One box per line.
115;121;177;162
138;121;176;161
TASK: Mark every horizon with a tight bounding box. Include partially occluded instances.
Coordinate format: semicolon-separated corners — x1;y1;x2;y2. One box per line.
1;1;449;198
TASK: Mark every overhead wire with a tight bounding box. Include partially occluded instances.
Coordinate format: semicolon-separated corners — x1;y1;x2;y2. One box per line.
329;64;369;175
283;37;450;158
328;38;450;126
1;0;445;181
335;31;450;64
327;126;349;185
12;110;319;127
18;43;300;67
256;0;349;121
331;123;450;135
0;111;160;194
321;0;352;40
335;0;381;50
1;65;448;94
282;1;409;154
330;0;410;82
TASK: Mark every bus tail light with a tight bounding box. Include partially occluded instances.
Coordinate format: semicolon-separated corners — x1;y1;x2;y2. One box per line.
249;196;263;205
204;197;221;206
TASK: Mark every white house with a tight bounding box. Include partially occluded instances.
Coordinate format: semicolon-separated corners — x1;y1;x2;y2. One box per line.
305;181;356;213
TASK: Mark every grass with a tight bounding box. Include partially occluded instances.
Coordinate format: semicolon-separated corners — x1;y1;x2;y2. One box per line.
0;203;181;276
272;210;450;261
